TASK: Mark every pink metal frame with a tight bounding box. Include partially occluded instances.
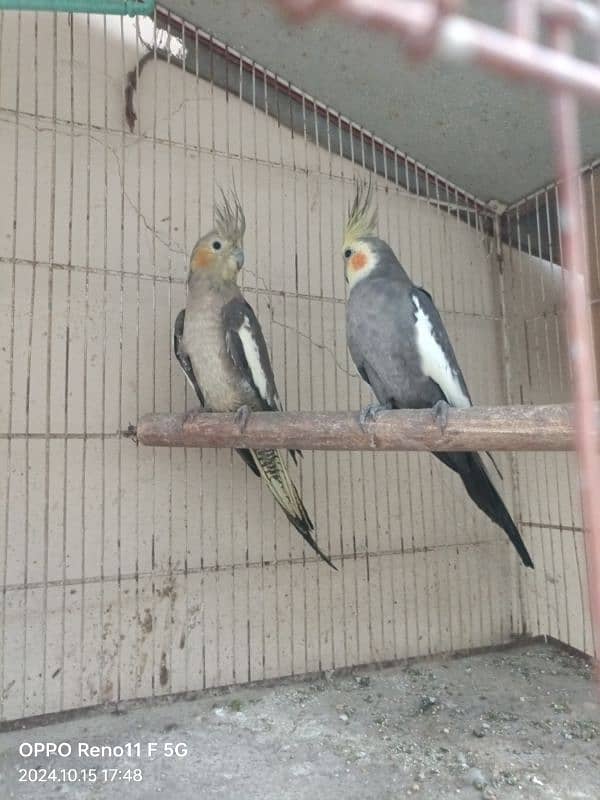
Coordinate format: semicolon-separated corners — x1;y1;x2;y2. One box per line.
276;0;600;661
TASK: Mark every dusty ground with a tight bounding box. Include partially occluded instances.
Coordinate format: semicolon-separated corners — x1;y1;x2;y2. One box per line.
0;642;598;799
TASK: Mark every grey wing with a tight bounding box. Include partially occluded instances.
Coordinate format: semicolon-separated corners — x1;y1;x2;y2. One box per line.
411;286;472;408
222;297;282;412
413;288;502;478
222;296;300;463
174;309;205;405
174;308;260;477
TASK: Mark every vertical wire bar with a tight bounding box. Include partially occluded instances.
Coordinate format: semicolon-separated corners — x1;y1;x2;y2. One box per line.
344;117;360;667
183;20;195;694
21;9;41;716
394;153;411;660
286;77;301;674
533;193;560;641
310;95;329;671
274;63;284;680
449;180;474;650
398;149;422;657
195;26;207;691
248;56;258;682
413;161;434;656
262;64;272;678
427;165;448;651
1;9;21;720
342;114;356;665
525;228;552;636
552;180;589;654
117;13;127;703
165;10;174;695
178;20;190;691
369;138;386;662
42;9;58;713
150;8;159;694
100;10;108;705
434;171;457;653
79;10;91;709
425;163;448;652
296;91;308;674
514;205;542;638
357;129;375;664
550;25;600;662
336;118;353;662
542;187;570;644
357;126;375;664
134;10;143;697
380;150;398;661
219;35;229;687
61;5;76;712
472;204;494;644
326;107;343;667
235;41;244;686
495;211;528;637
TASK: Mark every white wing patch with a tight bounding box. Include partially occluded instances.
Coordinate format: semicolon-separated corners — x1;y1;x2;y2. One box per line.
238;315;270;403
412;295;471;408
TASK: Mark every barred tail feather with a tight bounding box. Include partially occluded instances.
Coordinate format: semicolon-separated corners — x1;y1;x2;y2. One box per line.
251;449;336;570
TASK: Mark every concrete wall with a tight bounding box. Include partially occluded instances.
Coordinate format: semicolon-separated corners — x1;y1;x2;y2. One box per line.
0;10;558;723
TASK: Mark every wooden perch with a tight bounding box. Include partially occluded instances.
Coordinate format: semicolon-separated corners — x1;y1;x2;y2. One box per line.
134;403;599;452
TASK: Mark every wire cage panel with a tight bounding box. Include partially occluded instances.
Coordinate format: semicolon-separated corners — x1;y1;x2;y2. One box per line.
502;192;592;655
0;8;587;723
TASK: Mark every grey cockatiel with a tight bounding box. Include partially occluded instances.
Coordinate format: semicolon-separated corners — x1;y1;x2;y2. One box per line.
174;191;335;569
342;182;534;569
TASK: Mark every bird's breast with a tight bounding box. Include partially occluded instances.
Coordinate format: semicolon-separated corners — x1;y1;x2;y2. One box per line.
182;294;243;412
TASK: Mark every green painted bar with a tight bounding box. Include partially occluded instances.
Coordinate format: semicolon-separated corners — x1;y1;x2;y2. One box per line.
0;0;154;14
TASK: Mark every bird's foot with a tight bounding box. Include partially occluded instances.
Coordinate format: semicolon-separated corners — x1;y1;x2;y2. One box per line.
233;404;252;433
183;406;205;426
358;402;391;433
123;423;138;445
432;399;450;434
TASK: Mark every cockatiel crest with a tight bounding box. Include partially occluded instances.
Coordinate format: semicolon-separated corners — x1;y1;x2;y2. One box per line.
189;188;246;281
343;178;377;249
214;187;246;247
343;179;379;288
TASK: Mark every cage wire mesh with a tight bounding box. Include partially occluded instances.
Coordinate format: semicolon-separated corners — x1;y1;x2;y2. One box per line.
0;6;592;723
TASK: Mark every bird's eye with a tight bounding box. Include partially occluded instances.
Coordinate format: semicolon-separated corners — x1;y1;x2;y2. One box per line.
344;248;352;259
212;240;222;251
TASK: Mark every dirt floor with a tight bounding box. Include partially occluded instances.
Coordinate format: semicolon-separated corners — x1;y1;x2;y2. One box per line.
0;641;598;799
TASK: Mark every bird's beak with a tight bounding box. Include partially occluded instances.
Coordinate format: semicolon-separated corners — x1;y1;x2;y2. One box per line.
233;247;244;270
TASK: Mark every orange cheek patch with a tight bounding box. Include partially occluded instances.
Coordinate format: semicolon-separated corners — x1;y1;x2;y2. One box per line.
192;248;212;270
350;252;368;270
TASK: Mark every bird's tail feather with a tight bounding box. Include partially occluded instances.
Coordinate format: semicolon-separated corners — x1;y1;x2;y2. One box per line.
251;449;337;570
434;451;534;568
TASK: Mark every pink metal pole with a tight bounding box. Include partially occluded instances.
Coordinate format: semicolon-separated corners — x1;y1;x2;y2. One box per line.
549;23;600;662
276;0;600;104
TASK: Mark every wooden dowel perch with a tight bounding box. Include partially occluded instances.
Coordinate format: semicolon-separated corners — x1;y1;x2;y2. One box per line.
134;403;600;452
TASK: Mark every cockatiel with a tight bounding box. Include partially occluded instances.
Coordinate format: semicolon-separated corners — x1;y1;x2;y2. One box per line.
342;182;534;568
174;191;335;569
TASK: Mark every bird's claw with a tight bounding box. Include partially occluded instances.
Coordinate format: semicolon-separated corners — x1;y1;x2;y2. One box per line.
358;402;389;433
234;404;252;433
183;406;204;425
123;423;138;445
432;399;450;434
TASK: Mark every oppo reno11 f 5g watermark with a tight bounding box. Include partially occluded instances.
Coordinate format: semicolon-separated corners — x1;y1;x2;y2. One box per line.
17;741;189;784
19;741;188;758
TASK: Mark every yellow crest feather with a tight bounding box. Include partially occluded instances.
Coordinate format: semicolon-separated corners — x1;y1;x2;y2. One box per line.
215;187;246;246
344;178;377;248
